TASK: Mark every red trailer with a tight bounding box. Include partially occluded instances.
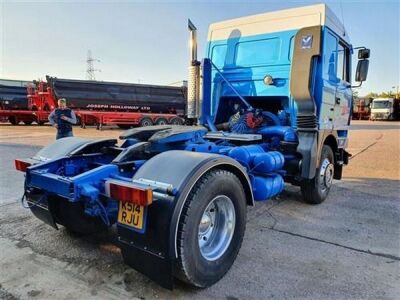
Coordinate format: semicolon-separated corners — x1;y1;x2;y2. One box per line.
0;78;187;129
0;81;51;125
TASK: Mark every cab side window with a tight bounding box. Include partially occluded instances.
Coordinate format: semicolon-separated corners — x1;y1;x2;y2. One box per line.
336;42;350;83
323;32;337;82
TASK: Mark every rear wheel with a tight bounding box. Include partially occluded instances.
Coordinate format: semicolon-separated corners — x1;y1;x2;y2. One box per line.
301;145;334;204
175;169;246;288
139;117;153;127
169;117;184;125
8;116;18;125
155;117;168;125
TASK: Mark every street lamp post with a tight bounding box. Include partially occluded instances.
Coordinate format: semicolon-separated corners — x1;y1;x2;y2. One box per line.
392;85;399;98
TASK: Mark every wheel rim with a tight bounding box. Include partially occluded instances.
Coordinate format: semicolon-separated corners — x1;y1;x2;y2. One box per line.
198;195;235;261
141;119;152;126
319;158;334;193
157;119;167;125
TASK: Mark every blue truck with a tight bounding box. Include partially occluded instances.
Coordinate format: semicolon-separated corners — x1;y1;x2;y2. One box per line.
16;4;369;289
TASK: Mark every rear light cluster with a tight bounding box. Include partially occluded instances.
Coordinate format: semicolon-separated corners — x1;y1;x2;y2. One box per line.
109;182;153;206
15;159;32;172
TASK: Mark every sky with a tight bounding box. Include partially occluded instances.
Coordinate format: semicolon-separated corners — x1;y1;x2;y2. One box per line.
0;0;399;96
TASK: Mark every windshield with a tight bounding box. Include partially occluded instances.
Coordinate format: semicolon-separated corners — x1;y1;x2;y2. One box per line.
372;101;391;109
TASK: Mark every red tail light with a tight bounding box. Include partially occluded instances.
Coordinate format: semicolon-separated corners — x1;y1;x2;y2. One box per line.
15;159;31;172
109;182;153;206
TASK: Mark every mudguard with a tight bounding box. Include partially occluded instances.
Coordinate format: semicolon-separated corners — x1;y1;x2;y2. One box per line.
32;137;91;161
31;137;117;162
117;150;253;289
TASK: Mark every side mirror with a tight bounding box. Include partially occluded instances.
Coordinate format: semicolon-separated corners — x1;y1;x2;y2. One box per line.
358;49;370;59
355;59;369;82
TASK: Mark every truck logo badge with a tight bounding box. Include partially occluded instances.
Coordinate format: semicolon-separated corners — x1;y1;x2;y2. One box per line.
301;35;313;49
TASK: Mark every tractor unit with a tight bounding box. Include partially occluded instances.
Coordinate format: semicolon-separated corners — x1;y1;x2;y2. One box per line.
16;4;369;289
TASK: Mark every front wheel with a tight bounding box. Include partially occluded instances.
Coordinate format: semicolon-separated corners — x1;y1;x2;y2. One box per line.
175;169;247;288
301;145;334;204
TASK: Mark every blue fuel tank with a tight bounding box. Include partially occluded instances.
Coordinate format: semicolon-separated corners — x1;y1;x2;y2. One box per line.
252;175;285;201
252;151;284;173
228;145;264;167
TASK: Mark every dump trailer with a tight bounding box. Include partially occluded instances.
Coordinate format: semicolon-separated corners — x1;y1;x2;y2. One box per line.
0;85;29;110
47;76;186;114
16;4;370;289
0;77;187;128
0;81;53;125
46;77;187;128
0;81;38;125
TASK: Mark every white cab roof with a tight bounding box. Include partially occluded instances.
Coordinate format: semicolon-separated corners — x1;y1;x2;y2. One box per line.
208;4;349;43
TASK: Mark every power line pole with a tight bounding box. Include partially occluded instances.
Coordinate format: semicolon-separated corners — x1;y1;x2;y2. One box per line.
86;50;101;80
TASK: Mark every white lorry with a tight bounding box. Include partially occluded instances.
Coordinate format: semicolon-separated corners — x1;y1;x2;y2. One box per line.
370;98;400;120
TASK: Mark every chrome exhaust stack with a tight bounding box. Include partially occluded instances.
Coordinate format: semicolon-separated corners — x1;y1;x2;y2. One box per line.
187;19;201;121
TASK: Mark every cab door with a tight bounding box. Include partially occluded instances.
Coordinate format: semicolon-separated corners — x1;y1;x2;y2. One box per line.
319;30;338;130
334;41;352;129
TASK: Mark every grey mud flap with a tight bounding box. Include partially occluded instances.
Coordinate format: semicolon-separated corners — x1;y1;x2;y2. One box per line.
25;190;58;229
119;238;174;289
117;201;175;290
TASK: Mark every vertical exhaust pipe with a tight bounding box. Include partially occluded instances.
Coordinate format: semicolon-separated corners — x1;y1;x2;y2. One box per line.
188;19;197;63
187;19;200;121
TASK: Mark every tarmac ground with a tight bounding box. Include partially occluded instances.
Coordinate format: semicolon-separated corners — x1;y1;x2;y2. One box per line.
0;120;399;299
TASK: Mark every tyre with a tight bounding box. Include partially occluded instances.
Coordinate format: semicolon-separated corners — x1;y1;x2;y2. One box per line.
8;116;18;125
169;117;184;125
23;121;33;125
155;117;168;125
139;117;153;127
175;169;247;288
301;145;334;204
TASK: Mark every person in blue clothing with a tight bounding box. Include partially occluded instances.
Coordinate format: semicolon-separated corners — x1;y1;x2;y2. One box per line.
48;98;77;139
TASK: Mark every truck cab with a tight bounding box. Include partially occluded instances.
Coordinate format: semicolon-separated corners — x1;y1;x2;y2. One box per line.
17;4;370;290
188;4;368;184
370;98;399;120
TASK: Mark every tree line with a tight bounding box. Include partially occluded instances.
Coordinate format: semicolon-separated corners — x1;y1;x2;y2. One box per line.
354;91;399;99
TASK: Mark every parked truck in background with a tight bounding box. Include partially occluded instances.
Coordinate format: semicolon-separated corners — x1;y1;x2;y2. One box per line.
0;85;30;111
352;97;372;120
370;98;400;120
15;4;369;289
0;80;32;124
